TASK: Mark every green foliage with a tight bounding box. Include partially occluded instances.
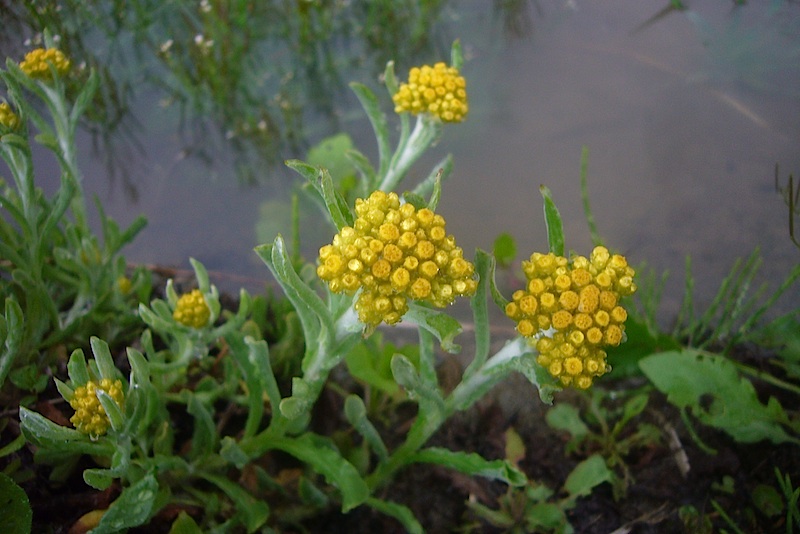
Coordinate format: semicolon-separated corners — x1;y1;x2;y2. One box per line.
640;350;800;446
10;25;798;533
546;388;662;499
463;428;613;534
492;232;517;268
0;472;31;534
0;36;148;395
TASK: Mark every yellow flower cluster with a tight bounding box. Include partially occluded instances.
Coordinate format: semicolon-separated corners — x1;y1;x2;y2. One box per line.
19;48;71;80
173;289;211;328
505;246;636;389
393;62;468;123
317;191;477;326
0;102;19;130
69;378;124;436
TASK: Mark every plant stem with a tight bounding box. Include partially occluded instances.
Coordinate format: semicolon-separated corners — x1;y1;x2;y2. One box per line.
379;114;440;192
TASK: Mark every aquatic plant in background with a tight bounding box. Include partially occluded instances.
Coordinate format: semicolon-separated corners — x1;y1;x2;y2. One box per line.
0;0;467;185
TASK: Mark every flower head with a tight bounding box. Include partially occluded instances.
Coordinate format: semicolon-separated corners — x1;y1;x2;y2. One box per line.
393;62;468;123
505;246;636;388
19;48;71;80
318;191;477;326
0;102;19;130
173;289;211;328
69;378;124;437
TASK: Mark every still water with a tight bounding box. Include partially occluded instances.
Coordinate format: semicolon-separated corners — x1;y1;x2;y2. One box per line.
21;1;800;322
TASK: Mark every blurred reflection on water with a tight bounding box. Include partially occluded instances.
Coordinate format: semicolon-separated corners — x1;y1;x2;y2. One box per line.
2;0;798;322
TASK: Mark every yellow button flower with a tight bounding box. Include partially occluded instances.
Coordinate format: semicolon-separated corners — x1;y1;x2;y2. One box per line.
0;102;20;130
173;289;211;328
19;48;71;80
318;191;477;326
506;246;636;388
69;378;124;437
393;62;468;123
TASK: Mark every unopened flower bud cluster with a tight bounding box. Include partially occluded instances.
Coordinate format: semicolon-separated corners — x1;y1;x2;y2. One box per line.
505;246;636;389
19;48;71;80
173;289;211;328
0;102;19;130
393;62;468;123
69;378;124;436
317;191;477;326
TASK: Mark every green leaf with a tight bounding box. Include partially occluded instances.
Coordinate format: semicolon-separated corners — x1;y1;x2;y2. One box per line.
93;474;159;533
411;154;453;202
450;39;465;70
0;472;31;534
751;484;784;518
90;337;119;382
546;403;590;441
510;352;560;405
245;338;283;418
97;389;125;434
189;257;212;295
344;395;389;462
344;341;401;396
463;250;493;379
226;333;265;438
563;454;614;506
10;363;49;392
391;353;444;413
286;160;353;230
425;168;443;211
168;511;203;534
350;82;391;182
640;350;798;444
539;185;565;256
18;407;115;456
201;473;269;533
271;433;369;512
404;303;463;354
220;437;250;470
412;447;527;486
0;297;23;391
401;191;427;210
492;233;517;268
366;497;424;534
187;394;217;459
83;468;115;491
346;148;377;194
0;433;26;458
71;69;99;125
605;316;681;379
255;237;332;351
307;133;357;185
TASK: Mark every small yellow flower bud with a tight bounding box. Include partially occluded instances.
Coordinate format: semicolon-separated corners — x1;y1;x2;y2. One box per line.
599;290;618;311
393;62;468;122
564;357;583;376
0;102;20;130
604;325;623;346
173;289;211;328
19;48;71;80
69;378;124;436
517;319;535;337
558;290;579;311
586;327;604;345
552;310;573;330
